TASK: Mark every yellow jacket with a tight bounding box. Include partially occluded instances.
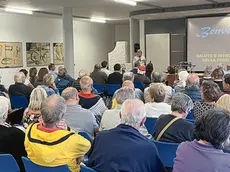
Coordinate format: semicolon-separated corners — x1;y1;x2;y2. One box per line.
24;123;91;172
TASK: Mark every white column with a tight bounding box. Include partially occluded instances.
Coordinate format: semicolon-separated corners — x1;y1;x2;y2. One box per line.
62;7;75;77
139;20;145;57
129;18;134;63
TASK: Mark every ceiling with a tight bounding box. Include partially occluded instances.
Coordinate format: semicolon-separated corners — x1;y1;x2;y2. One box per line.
0;0;229;22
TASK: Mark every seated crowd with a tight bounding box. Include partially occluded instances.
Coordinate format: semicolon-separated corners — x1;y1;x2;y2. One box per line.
0;61;230;172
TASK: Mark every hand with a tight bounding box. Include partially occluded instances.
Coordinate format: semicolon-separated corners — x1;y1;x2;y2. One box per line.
50;83;57;89
76;156;84;165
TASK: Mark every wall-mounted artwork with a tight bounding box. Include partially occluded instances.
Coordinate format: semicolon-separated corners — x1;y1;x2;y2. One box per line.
0;42;22;68
26;43;51;66
53;43;64;65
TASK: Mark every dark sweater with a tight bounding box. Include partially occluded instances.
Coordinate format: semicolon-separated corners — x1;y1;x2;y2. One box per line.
8;83;33;101
107;72;123;85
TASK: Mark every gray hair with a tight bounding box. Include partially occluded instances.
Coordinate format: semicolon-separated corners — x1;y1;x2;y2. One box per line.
80;76;93;91
149;83;166;103
62;87;78;100
122;72;134;82
204;65;213;75
121;99;146;128
115;87;135;104
43;74;54;86
186;74;200;88
0;96;10;122
14;72;25;84
171;93;194;114
151;72;164;83
58;68;67;77
41;95;66;125
29;86;47;111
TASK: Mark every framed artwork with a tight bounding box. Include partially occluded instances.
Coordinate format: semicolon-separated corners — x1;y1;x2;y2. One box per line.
53;43;64;65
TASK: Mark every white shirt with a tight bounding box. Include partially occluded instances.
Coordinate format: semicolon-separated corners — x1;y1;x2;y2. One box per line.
145;102;171;118
133;56;146;66
101;68;111;76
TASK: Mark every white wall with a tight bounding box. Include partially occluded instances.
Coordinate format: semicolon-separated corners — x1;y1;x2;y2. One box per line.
0;12;115;87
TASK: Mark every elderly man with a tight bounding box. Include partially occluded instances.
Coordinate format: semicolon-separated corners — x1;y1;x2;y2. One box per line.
145;83;171;118
133;49;146;66
24;95;91;172
88;99;166;172
183;74;201;102
72;69;87;91
79;76;107;117
90;63;107;85
100;87;135;131
62;87;99;137
153;93;195;143
9;72;33;101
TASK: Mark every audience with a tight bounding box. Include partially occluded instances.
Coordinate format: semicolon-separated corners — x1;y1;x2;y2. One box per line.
145;72;173;104
72;69;87;91
130;61;140;74
101;61;110;76
134;66;151;88
223;74;230;94
48;63;57;80
9;72;33;101
41;74;59;96
0;76;8;97
34;68;48;87
24;95;91;172
200;65;213;84
29;67;38;87
174;70;189;93
173;109;230;172
183;74;201;102
19;69;34;88
62;87;99;137
55;68;72;94
100;87;135;131
90;64;107;85
122;80;144;102
216;94;230;113
88;99;166;172
108;63;123;85
193;81;221;121
224;64;230;75
153;93;195;143
145;61;154;80
79;76;107;118
145;83;171;118
212;68;224;91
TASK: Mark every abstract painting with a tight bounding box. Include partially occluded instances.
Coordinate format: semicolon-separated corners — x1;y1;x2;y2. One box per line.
26;43;51;66
53;43;64;65
0;42;23;67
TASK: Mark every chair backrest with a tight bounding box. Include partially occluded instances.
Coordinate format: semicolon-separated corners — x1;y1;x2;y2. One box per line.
93;84;105;94
134;81;144;91
152;140;179;168
145;117;158;134
21;157;70;172
0;154;20;172
10;96;28;109
78;131;93;144
106;84;121;95
80;165;97;172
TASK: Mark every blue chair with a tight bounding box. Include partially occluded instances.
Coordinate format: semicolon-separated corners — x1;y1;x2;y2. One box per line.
0;154;20;172
152;140;179;168
145;117;158;134
93;84;105;94
106;84;121;95
22;157;70;172
78;131;93;144
80;165;97;172
134;81;144;91
10;96;28;109
186;111;195;120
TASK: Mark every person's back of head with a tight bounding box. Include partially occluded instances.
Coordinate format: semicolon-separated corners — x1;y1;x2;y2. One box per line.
115;87;135;105
134;61;140;68
19;69;28;77
38;68;48;81
216;94;230;113
123;72;134;82
58;68;67;78
101;61;108;69
41;94;66;127
62;87;78;101
43;74;54;86
186;74;200;88
114;63;121;72
151;72;164;83
195;109;230;149
224;74;230;91
204;65;213;76
80;76;93;92
201;81;222;102
29;86;47;111
14;72;26;84
78;69;87;79
0;96;10;122
94;64;101;71
149;83;166;103
122;80;134;90
29;67;37;78
48;63;55;71
146;62;154;76
212;68;224;80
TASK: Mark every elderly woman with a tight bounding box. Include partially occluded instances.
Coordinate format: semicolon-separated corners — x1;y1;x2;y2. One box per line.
41;74;59;96
144;71;173;104
8;72;33;101
25;95;91;172
153;93;195;143
216;94;230;113
193;81;222;121
55;68;73;94
145;83;171;118
174;70;189;93
173;109;230;172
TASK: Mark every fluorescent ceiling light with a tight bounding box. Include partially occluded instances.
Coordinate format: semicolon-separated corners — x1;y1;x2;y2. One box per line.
115;0;137;6
90;18;106;23
5;8;33;15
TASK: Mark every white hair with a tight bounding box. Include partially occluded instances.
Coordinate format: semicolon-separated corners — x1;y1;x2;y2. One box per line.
178;71;189;87
29;86;47;111
123;72;134;82
0;97;10;122
14;72;25;84
61;87;78;100
120;99;146;128
115;87;135;104
80;76;93;91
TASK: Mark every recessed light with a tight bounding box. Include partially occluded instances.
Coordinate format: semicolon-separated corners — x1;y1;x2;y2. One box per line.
115;0;137;6
90;18;106;23
5;7;33;15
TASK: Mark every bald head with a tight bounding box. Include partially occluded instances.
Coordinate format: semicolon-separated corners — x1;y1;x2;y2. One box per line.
186;74;200;88
80;76;93;91
120;99;146;129
62;87;78;101
122;80;134;90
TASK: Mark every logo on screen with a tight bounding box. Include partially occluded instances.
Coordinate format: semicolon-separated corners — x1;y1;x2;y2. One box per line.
196;27;230;38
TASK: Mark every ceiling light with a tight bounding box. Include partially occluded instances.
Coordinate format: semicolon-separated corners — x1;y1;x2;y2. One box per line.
5;8;33;15
115;0;137;6
90;18;106;23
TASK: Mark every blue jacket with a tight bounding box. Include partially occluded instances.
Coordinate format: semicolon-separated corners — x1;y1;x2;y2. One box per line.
55;76;73;95
88;124;166;172
183;86;201;102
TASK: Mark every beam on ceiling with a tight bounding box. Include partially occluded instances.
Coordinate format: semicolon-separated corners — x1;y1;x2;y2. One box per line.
205;0;219;4
138;2;163;9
